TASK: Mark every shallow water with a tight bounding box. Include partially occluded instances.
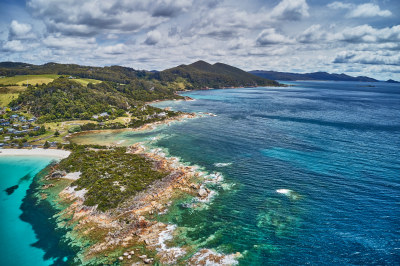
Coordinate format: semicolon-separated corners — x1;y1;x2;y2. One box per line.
0;157;57;266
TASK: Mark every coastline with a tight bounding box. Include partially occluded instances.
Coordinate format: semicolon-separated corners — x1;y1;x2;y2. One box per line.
39;141;239;265
0;148;71;159
34;106;240;264
67;112;198;145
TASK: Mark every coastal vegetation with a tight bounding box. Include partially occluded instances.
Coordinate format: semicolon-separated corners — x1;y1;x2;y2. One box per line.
57;146;169;211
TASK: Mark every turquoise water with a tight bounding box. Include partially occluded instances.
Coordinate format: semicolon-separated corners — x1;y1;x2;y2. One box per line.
2;81;400;265
0;156;57;266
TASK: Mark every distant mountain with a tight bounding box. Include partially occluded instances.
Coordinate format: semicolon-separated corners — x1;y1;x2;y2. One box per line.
249;70;378;82
386;79;399;83
158;60;279;89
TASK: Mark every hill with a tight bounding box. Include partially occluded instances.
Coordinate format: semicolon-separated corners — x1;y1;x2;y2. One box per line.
9;77;180;122
0;62;150;84
249;70;378;82
157;60;279;89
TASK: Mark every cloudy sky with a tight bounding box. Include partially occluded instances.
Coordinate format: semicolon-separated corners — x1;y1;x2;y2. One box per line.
0;0;399;80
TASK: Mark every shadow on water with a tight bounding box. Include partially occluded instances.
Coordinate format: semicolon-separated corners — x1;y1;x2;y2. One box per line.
4;185;19;195
4;172;34;196
19;164;78;265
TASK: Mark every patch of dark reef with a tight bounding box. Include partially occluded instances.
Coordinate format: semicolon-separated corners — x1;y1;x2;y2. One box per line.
5;185;19;195
19;164;79;265
18;172;32;184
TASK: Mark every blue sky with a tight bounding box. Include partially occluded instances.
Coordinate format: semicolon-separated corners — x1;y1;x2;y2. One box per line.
0;0;399;80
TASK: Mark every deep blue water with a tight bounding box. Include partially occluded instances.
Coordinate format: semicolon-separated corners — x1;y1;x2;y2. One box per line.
152;81;400;265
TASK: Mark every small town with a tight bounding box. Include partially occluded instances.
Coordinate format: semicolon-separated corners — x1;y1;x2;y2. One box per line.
0;105;53;148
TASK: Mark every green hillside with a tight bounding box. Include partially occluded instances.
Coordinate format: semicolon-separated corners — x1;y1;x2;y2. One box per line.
157;60;279;89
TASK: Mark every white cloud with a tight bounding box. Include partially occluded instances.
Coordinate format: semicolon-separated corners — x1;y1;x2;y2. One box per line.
98;43;128;55
336;25;400;43
327;2;392;18
271;0;309;21
256;28;294;45
334;50;400;66
327;2;352;9
43;34;97;49
348;3;392;18
144;30;162;45
2;40;27;52
298;24;326;43
9;20;35;40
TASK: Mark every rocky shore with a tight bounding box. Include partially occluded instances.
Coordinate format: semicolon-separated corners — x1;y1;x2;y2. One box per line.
40;142;239;265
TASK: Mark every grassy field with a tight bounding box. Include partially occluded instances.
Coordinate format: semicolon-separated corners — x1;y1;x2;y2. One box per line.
73;78;102;86
0;75;102;106
0;74;60;85
0;74;102;86
0;93;19;106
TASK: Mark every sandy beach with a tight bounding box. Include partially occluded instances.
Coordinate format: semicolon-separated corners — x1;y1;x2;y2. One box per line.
0;148;71;159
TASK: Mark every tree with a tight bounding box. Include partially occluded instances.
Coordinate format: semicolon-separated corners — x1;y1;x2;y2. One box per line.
54;130;60;136
44;141;50;149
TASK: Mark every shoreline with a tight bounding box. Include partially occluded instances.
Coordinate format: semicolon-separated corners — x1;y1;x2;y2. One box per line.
0;148;71;159
38;118;240;265
41;142;238;265
67;112;200;146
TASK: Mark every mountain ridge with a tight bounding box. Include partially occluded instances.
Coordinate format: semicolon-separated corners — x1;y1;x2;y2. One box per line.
249;70;383;82
158;60;279;89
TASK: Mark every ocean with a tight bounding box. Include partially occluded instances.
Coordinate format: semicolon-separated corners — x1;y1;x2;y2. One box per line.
1;80;399;265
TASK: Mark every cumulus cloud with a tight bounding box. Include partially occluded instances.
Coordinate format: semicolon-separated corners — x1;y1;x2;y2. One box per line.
152;0;192;17
43;34;97;50
256;28;294;45
8;20;35;40
336;25;400;43
144;30;162;45
97;43;128;55
271;0;309;21
2;40;27;52
334;51;400;66
298;24;326;43
327;2;392;18
27;0;188;36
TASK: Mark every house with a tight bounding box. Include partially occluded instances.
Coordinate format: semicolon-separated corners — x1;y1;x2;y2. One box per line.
92;112;109;119
12;124;20;128
10;114;19;119
28;117;37;122
21;125;29;130
4;136;10;141
157;112;167;117
11;106;21;111
7;128;16;133
33;126;40;131
19;116;26;122
0;122;9;126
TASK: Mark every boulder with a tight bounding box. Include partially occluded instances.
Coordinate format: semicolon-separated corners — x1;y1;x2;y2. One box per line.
198;188;208;198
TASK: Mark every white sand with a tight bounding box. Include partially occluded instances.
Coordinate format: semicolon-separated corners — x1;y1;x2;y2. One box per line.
0;148;71;159
63;171;81;180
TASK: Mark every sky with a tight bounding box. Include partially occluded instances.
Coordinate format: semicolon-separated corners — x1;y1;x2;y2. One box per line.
0;0;399;80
